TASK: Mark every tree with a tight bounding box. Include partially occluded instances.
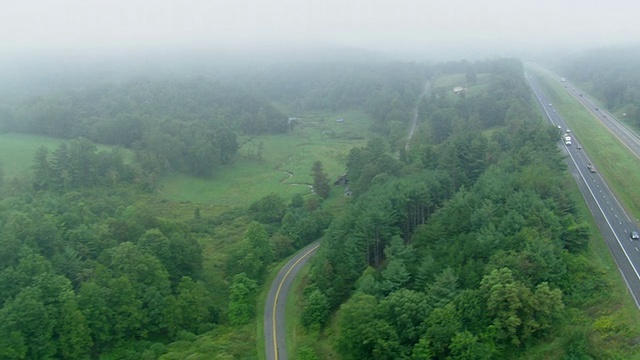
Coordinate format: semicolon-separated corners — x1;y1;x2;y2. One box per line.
379;289;430;347
107;276;143;341
172;276;215;333
57;294;93;359
336;292;404;360
50;142;71;192
427;268;459;308
249;193;286;224
0;288;56;359
301;287;330;331
479;268;531;346
411;336;434;360
448;331;494;360
380;258;410;295
228;273;257;325
270;232;295;260
243;221;273;278
32;146;52;190
312;160;331;198
336;292;378;359
424;303;462;358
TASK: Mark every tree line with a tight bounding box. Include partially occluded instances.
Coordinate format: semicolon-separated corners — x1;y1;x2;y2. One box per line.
235;61;430;136
0;78;288;177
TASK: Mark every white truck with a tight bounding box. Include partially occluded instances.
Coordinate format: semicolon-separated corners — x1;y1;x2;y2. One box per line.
563;134;572;146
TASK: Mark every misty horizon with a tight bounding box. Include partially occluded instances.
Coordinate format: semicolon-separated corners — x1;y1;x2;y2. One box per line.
2;0;639;60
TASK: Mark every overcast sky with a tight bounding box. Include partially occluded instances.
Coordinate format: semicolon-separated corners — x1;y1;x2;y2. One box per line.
2;0;639;58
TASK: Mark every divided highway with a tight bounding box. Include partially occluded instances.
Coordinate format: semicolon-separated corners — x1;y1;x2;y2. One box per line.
562;81;640;160
264;241;320;360
527;74;640;308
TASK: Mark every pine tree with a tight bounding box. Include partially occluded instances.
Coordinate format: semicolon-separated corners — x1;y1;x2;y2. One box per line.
312;161;331;199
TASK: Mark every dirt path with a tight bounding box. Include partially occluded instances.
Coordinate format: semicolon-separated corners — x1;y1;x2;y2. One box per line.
405;79;431;151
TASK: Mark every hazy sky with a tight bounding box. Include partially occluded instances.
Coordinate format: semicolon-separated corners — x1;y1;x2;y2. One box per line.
2;0;639;57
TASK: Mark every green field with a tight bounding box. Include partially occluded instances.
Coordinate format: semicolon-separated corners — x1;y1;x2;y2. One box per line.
0;108;372;208
159;110;371;207
0;132;134;178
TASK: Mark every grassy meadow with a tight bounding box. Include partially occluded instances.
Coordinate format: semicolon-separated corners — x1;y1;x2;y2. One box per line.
0;132;134;179
159;109;371;207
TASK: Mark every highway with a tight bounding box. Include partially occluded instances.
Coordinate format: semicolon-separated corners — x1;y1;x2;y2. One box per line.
264;241;320;360
562;81;640;160
527;74;640;308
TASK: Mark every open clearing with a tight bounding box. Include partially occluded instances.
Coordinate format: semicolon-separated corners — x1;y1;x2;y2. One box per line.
0;132;133;178
159;110;371;207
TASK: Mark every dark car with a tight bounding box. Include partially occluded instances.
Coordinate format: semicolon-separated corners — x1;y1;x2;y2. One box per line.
631;231;640;240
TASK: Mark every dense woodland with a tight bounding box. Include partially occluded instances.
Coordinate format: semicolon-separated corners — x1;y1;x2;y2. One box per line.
560;47;640;128
0;55;635;359
299;59;618;359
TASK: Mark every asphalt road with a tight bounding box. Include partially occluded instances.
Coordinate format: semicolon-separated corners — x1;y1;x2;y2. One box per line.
264;241;321;360
527;74;640;308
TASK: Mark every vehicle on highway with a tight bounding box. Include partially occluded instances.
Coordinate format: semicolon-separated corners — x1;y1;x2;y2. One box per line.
579;93;583;97
631;231;640;240
595;107;599;111
577;145;582;149
587;163;596;173
549;103;552;107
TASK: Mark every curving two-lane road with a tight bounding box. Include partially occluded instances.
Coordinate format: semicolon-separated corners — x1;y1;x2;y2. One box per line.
264;241;321;360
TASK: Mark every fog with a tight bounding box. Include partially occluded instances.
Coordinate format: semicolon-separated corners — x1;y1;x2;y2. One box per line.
2;0;639;62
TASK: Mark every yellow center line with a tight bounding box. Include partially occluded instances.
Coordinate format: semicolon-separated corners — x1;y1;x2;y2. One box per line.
272;244;320;360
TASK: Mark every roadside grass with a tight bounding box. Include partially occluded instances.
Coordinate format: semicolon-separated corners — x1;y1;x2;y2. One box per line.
285;260;340;360
536;74;640;223
159;110;371;207
285;259;308;358
0;132;133;178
